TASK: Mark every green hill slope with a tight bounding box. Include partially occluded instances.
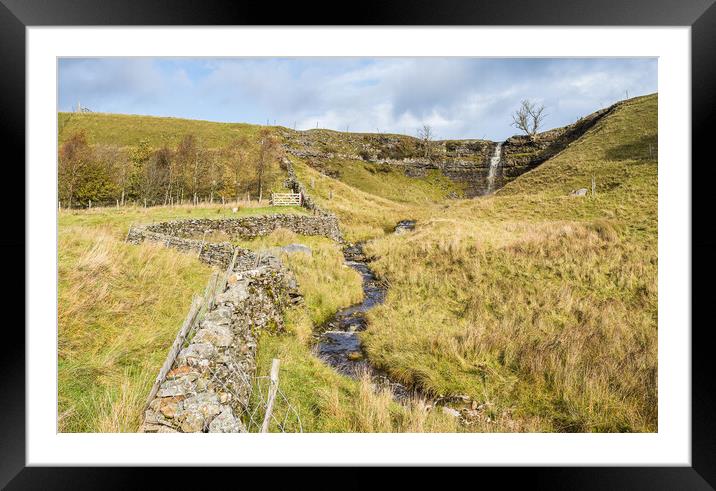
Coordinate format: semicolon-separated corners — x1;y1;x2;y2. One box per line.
304;93;659;432
58;112;262;148
500;94;657;198
57;94;658;433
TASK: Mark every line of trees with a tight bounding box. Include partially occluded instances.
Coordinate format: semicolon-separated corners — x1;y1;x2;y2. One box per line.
58;128;283;208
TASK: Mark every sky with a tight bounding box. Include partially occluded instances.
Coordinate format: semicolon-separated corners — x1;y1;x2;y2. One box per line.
58;57;657;141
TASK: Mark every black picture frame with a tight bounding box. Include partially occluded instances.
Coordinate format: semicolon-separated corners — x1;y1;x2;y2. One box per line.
3;0;713;487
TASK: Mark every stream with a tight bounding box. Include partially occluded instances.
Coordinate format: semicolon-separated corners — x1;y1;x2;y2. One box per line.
315;220;416;400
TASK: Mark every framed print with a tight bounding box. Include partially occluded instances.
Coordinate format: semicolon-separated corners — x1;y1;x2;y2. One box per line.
4;0;714;486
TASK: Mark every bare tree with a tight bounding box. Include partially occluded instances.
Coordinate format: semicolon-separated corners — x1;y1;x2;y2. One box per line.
417;124;435;159
511;100;547;137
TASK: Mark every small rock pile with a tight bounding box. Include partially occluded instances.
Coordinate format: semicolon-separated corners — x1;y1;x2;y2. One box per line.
140;266;299;433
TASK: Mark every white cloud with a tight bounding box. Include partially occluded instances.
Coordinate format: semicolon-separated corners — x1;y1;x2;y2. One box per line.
58;57;657;140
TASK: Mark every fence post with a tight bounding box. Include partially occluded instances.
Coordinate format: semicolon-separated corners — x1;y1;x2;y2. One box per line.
144;296;203;410
260;359;281;433
591;176;596;197
124;223;134;243
197;230;208;258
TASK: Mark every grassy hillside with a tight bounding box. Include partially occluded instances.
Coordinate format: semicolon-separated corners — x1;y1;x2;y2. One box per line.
303;158;465;204
59;112;263;148
58;93;658;433
302;93;658;431
58;204;307;432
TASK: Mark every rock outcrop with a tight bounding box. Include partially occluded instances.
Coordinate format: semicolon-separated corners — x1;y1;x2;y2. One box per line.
279;102;619;197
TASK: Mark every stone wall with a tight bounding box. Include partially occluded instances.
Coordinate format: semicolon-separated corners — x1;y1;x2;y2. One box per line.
127;213;343;270
282;157;340;217
144;214;342;243
127;226;272;271
140;266;300;433
130;211;341;432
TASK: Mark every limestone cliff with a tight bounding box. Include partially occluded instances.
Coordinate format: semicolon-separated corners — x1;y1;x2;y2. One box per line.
279;102;618;197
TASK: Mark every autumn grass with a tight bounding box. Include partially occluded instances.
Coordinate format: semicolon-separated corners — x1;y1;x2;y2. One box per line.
356;94;658;432
58;204;304;432
58;225;212;432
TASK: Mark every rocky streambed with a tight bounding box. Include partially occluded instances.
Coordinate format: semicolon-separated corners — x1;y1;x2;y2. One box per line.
311;219;486;423
314;220;417;400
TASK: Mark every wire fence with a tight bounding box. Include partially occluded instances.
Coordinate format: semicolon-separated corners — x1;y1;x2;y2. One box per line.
206;358;302;433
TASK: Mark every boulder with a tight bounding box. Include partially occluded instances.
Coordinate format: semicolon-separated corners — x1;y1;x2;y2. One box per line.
281;243;312;255
570;188;588;196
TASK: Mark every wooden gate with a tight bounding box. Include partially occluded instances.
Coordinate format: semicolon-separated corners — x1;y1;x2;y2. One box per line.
271;193;302;206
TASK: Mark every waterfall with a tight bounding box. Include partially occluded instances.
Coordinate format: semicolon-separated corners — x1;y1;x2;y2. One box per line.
486;142;503;194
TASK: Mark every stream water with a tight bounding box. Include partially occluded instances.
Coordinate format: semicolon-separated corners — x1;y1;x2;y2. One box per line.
315;220;416;399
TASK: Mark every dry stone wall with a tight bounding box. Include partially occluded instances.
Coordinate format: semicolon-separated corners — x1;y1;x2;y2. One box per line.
144;214;342;242
127;213;343;271
133;210;342;432
140;266;299;433
282;157;339;217
127;226;264;270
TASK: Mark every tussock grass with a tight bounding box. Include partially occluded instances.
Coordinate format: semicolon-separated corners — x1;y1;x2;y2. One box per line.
254;334;460;432
58;224;212;432
58;204;302;432
355;94;658;432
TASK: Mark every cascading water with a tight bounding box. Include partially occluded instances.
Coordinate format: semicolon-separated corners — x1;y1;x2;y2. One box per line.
486;142;503;194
